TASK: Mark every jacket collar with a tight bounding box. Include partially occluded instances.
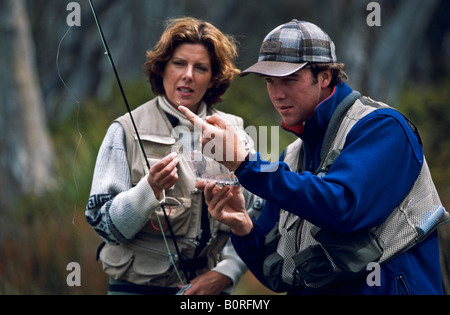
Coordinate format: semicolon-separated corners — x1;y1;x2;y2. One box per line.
281;82;353;170
282;82;353;139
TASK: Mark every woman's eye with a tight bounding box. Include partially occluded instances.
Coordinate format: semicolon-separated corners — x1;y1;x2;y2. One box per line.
196;65;208;72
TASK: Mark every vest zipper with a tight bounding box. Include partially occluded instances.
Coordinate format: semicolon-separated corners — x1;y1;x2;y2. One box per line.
295;219;304;252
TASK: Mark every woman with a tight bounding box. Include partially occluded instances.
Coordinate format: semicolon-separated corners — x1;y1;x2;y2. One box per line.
86;17;255;295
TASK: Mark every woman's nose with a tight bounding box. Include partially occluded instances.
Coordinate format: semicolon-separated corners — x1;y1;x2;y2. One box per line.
183;65;194;81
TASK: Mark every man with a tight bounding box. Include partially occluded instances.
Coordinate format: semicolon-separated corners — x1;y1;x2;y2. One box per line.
180;20;449;294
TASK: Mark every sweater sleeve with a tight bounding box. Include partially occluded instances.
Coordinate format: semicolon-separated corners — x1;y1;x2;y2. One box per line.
85;122;162;244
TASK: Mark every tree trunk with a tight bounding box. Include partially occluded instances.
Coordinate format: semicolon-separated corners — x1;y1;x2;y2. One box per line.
0;0;55;210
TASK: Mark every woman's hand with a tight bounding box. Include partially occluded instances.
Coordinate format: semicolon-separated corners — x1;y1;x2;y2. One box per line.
147;152;179;198
181;271;232;295
196;181;253;236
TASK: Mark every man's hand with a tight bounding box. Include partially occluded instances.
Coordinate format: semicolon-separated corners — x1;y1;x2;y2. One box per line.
147;152;179;198
178;106;247;172
196;180;253;237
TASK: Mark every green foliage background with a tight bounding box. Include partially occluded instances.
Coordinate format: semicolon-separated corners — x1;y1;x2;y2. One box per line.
1;0;450;295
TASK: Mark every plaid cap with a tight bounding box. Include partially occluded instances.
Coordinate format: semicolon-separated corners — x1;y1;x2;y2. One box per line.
241;20;337;77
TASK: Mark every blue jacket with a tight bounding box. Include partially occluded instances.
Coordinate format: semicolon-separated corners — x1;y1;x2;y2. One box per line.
232;82;444;295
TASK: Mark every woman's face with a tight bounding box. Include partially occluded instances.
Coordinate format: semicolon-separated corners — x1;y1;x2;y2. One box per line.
163;43;214;113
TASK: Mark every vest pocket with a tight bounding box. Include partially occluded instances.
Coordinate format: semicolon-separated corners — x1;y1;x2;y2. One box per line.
311;226;384;274
142;136;176;158
263;252;292;293
131;246;173;279
147;197;192;237
292;245;334;284
100;244;134;280
262;224;292;292
100;243;174;286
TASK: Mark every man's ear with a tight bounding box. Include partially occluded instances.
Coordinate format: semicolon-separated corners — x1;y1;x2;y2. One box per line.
319;69;333;88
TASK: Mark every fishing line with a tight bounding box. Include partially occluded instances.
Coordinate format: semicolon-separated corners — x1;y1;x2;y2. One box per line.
88;0;191;285
56;25;83;231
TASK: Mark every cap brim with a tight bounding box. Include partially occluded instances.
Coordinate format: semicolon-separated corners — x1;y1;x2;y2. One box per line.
240;61;308;77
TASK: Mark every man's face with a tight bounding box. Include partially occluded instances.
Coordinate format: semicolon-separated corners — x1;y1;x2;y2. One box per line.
264;68;325;127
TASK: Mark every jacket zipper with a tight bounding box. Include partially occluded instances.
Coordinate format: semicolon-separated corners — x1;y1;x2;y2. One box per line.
396;274;410;295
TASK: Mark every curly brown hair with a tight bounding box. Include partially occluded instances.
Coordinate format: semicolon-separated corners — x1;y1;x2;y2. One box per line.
144;17;240;105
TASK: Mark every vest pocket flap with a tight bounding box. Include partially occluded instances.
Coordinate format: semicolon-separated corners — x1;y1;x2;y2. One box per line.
132;249;172;276
145;197;192;236
312;227;384;274
165;196;192;208
100;243;172;279
137;134;176;145
100;244;134;267
164;197;192;236
100;245;135;280
141;136;176;159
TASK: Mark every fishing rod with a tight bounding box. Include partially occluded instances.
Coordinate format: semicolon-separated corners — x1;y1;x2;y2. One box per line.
87;0;192;285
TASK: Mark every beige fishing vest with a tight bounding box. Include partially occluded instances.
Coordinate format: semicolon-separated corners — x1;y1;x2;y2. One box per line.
264;96;449;291
99;98;253;287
